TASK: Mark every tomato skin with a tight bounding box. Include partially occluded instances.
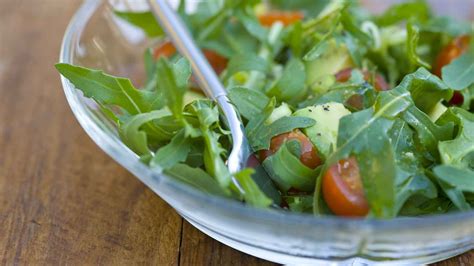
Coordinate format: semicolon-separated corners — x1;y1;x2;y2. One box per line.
335;68;390;91
434;35;470;77
153;41;228;74
322;157;369;217
258;130;322;169
258;11;304;27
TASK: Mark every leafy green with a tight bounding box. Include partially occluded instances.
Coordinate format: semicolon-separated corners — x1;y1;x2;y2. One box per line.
234;168;273;208
246;99;315;151
165;164;230;197
228;86;269;120
114;11;164;37
224;53;269;80
406;22;431;69
442;50;474;90
119;110;170;156
266;58;307;101
55;63;161;115
434;166;474;193
263;141;320;192
438;108;474;169
150;129;192;172
375;0;431;27
399;68;452;114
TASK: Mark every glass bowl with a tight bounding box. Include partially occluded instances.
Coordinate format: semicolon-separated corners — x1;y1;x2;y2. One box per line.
59;0;474;264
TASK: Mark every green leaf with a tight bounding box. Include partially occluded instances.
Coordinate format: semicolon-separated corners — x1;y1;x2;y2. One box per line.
442;50;474;90
375;0;431;26
224;53;269;80
228;86;270;120
389;120;437;213
114;11;164;37
156;57;191;122
150;129;192;172
263;141;320;192
187;100;232;188
247;110;316;151
438;108;474;169
303;39;330;61
119;110;171;156
406;22;431;69
398;68;452;114
55;63;161;115
266;58;307;101
434;166;474;193
235;9;268;43
284;195;314;213
403;106;453;159
234;168;273;208
165;164;230;197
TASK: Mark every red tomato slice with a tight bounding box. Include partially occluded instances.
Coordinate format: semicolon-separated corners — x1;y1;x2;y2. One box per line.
258;130;322;169
335;68;390;91
258;11;304;27
322;157;369;217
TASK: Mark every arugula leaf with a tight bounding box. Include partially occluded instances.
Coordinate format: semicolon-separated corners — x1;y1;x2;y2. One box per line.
284;195;314;213
114;11;164;37
234;168;273;208
266;58;307;102
119;110;171;156
388;120;437;213
165;164;230;197
263;141;320;192
375;0;431;27
432;166;472;211
156;57;191;124
55;63;161;115
438;108;474;169
224;53;269;80
186;100;231;188
150;129;192;172
442;50;474;90
403;106;453;159
434;166;474;193
399;68;452;114
235;8;268;43
406;22;431;69
246;101;315;151
228;86;270;120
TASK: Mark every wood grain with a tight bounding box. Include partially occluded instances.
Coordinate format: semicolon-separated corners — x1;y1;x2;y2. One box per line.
0;1;471;265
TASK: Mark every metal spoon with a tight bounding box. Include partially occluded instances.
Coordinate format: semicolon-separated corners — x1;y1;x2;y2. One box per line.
147;0;257;193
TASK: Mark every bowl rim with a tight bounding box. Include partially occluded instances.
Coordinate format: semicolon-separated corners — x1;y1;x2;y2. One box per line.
59;0;474;231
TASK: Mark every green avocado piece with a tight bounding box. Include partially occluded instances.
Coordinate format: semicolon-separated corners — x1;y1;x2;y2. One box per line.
293;102;351;158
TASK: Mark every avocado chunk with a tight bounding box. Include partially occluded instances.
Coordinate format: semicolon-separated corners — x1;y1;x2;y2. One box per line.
266;102;292;124
293;102;351;158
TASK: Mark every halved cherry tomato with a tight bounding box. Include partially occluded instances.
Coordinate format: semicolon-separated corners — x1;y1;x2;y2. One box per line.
258;130;322;169
335;68;390;91
322;157;369;217
258;11;304;27
153;41;228;75
433;35;471;106
434;35;470;77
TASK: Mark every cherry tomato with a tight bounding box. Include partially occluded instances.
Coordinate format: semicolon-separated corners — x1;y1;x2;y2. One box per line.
434;35;470;77
153;41;228;74
335;68;390;91
258;130;322;169
322;157;369;217
258;11;304;27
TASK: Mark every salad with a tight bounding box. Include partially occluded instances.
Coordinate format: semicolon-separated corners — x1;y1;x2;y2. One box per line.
56;0;474;218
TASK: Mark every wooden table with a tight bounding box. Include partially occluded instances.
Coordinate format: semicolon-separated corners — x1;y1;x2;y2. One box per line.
0;1;471;265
